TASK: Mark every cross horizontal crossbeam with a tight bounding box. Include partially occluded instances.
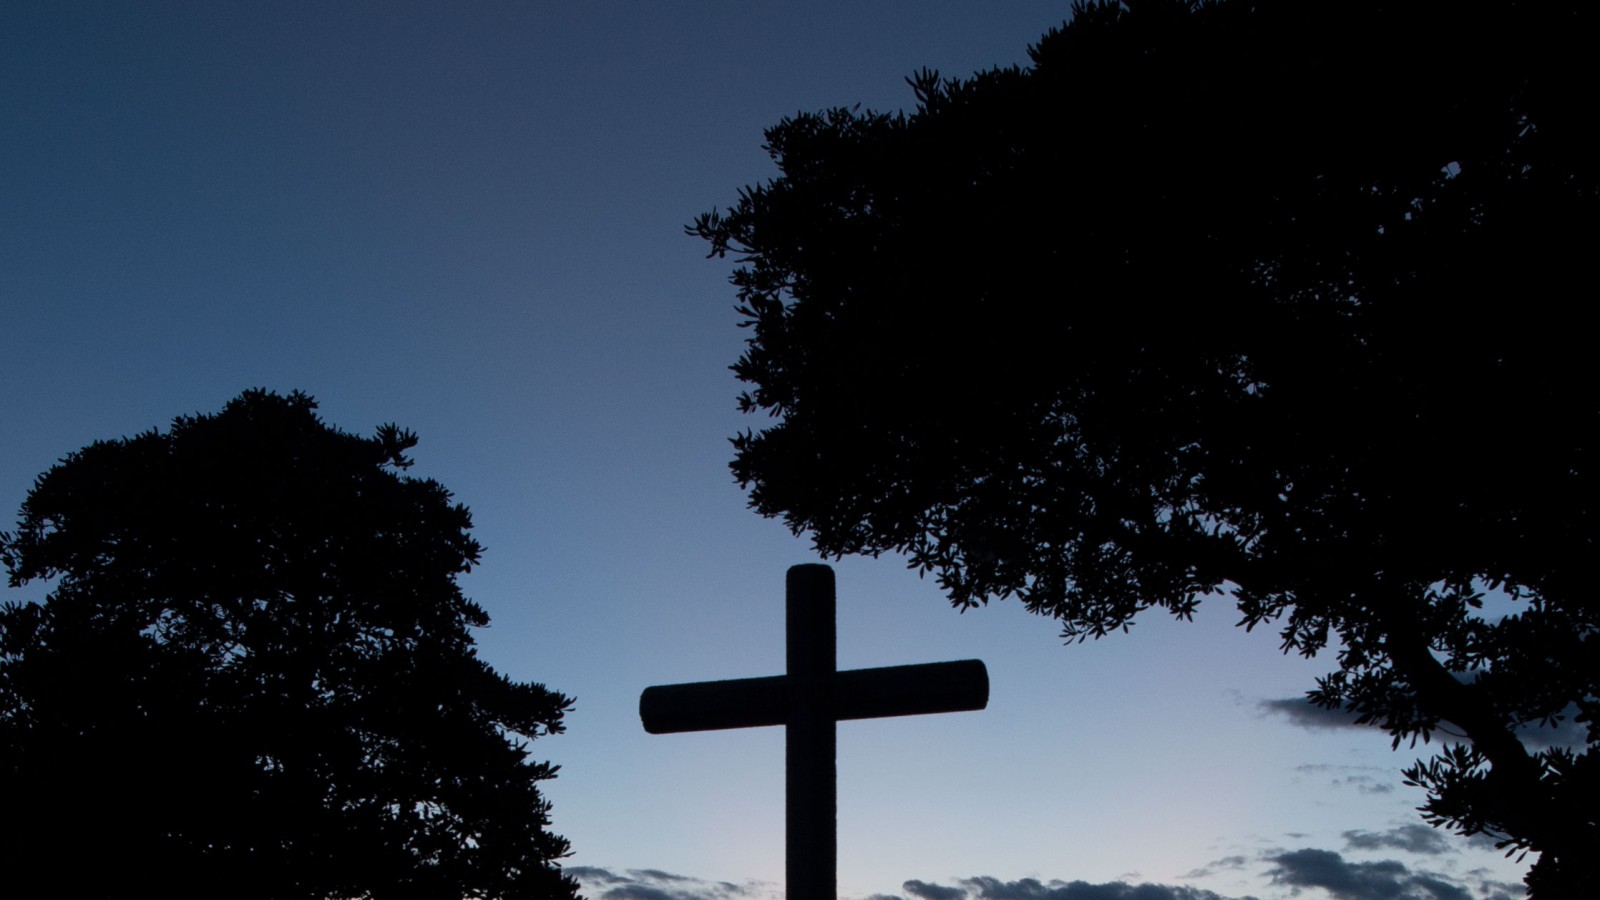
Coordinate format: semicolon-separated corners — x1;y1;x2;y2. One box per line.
640;659;988;734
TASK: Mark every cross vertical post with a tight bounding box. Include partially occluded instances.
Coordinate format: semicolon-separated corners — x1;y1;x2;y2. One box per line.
786;564;835;900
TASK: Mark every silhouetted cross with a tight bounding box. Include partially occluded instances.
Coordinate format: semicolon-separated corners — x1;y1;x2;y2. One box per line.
640;564;988;900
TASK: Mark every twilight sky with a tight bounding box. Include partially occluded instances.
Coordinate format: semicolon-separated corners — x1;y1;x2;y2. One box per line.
1;3;1531;899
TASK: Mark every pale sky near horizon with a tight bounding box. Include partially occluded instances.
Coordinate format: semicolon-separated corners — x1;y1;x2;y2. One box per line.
2;4;1532;898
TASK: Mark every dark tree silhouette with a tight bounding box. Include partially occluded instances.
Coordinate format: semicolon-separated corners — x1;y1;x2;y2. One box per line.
691;1;1596;894
0;390;579;900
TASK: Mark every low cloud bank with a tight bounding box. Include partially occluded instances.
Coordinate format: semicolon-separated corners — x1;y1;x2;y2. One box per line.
901;875;1243;900
572;832;1526;900
1266;848;1521;900
569;867;777;900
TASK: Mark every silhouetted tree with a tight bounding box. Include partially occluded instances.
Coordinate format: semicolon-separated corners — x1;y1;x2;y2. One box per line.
691;1;1596;894
0;390;579;900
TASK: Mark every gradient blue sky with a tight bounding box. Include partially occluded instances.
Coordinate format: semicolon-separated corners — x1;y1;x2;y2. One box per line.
2;4;1530;898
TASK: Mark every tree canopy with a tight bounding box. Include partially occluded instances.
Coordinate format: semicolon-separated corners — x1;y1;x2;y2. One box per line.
0;390;578;899
691;0;1597;894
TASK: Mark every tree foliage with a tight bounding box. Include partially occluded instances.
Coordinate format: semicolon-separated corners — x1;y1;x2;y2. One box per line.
691;1;1597;893
0;390;579;899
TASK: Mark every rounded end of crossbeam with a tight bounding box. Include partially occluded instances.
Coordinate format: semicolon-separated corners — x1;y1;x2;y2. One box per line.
963;659;990;711
640;685;670;734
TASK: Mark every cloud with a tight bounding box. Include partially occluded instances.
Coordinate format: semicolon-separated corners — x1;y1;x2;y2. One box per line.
894;837;1525;900
898;865;1524;900
1268;848;1475;900
569;867;777;900
905;880;969;900
1458;870;1526;900
1333;774;1395;795
1343;825;1452;856
1292;763;1397;795
1182;856;1249;880
1261;697;1365;730
1262;696;1593;752
902;875;1249;900
573;850;1524;900
1515;712;1590;750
